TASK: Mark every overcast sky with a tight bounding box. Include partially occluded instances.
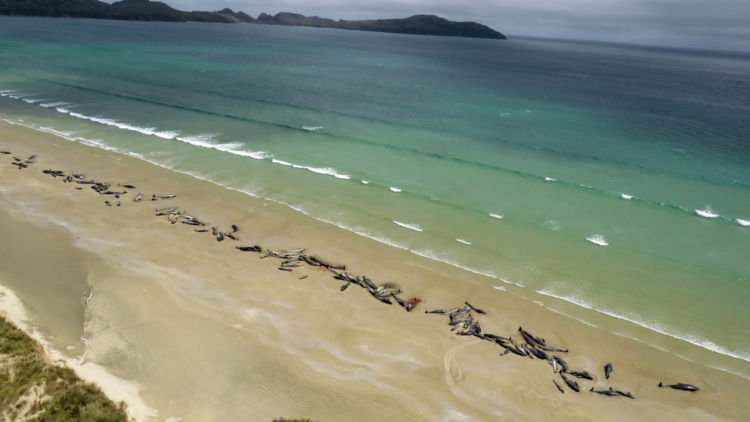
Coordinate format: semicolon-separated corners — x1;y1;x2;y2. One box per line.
152;0;750;51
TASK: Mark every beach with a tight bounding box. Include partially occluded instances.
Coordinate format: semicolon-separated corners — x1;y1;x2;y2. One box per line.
2;119;749;420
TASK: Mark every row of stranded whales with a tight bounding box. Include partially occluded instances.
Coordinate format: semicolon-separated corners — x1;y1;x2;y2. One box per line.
10;154;36;169
4;150;704;404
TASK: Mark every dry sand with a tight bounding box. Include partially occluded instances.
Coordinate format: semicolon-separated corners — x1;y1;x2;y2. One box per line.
1;120;749;421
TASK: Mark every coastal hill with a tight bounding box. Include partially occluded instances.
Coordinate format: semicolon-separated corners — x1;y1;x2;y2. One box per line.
260;12;506;39
0;0;506;39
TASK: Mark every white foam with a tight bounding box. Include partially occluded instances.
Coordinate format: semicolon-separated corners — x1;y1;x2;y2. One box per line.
271;158;351;180
40;101;69;108
737;218;750;227
175;134;270;160
4;92;28;100
492;285;506;291
536;288;750;363
620;193;634;200
56;107;70;114
389;187;402;193
22;98;44;104
585;234;608;246
456;238;472;245
65;111;179;139
37;126;76;138
77;138;120;153
488;213;504;220
361;180;370;185
154;131;179;140
544;177;556;182
296;165;351;180
695;207;720;219
392;220;423;232
302;126;324;132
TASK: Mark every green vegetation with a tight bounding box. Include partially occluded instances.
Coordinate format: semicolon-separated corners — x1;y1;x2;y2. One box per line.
0;0;254;23
259;13;506;39
0;316;128;422
0;0;505;40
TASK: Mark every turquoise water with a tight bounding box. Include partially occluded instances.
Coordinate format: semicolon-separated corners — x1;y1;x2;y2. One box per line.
1;17;749;374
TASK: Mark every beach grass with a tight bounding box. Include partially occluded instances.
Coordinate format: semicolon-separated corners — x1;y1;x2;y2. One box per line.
0;316;128;421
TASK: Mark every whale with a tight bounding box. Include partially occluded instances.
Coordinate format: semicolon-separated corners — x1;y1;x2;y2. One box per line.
658;382;699;392
604;363;613;379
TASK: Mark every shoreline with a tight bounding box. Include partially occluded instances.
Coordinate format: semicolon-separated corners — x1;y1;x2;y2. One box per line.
6;115;748;371
1;120;749;420
0;283;155;421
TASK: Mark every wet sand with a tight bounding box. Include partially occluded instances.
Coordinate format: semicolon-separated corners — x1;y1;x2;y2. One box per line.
1;120;749;421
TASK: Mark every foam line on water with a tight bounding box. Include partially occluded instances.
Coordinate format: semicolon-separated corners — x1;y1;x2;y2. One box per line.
174;134;269;159
8;88;750;228
536;289;750;363
40;101;69;108
456;238;472;245
392;220;423;232
291;163;351;180
585;234;608;246
695;207;720;219
65;110;180;140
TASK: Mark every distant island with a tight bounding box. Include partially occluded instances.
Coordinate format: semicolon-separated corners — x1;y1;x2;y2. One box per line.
0;0;506;40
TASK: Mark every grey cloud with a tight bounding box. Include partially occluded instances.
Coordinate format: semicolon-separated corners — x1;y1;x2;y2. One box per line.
145;0;750;51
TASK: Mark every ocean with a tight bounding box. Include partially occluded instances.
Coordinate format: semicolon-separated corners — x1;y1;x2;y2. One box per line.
1;17;749;377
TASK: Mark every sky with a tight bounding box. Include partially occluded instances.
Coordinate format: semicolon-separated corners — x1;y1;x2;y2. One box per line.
150;0;750;51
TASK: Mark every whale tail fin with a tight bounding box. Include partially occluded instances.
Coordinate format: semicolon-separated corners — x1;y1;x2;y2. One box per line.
658;382;663;387
589;387;593;392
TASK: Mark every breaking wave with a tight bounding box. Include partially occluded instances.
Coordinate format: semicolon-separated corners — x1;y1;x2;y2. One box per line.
536;288;750;363
585;234;609;246
392;220;423;232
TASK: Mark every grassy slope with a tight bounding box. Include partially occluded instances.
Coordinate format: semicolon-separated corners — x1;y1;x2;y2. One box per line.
0;316;129;422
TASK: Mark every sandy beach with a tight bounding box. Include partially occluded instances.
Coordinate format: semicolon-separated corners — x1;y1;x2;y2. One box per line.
1;119;749;421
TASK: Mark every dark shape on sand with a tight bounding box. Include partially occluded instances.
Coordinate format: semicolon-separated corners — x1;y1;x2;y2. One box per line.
560;373;580;392
590;387;635;399
554;380;565;394
658;382;700;392
604;363;614;379
590;387;618;397
568;370;594;380
465;301;486;314
551;355;569;373
236;245;263;253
